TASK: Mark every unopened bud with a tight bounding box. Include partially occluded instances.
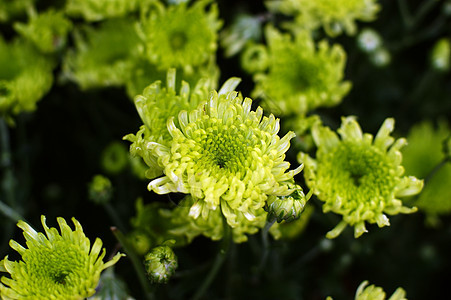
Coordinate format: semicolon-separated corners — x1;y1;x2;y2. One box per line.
144;241;178;284
266;185;307;223
430;38;450;72
88;174;113;204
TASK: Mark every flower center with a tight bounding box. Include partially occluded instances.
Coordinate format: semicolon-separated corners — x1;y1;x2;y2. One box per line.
196;123;251;173
317;142;397;206
169;31;187;51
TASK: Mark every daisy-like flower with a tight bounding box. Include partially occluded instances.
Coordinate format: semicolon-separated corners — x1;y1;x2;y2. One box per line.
249;26;351;117
298;117;423;238
354;280;407;300
266;0;380;36
402;120;451;224
62;18;140;90
0;216;123;299
253;27;351;115
14;9;72;54
124;69;214;179
138;0;222;74
65;0;139;22
145;79;303;232
0;36;53;124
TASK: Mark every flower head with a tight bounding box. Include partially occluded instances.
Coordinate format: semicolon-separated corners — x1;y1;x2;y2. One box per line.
249;26;351;117
355;280;407;300
138;0;222;74
65;0;139;21
266;0;380;36
146;78;303;232
62;18;140;90
0;216;123;299
0;36;53;124
124;69;213;179
298;117;423;238
14;9;72;54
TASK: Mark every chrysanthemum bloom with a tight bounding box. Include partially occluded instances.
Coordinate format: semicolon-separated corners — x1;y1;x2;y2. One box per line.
14;9;72;54
402;120;451;224
145;80;303;233
0;216;124;299
65;0;139;22
266;0;380;36
62;18;140;90
249;26;351;117
354;280;407;300
138;0;222;75
0;36;53;124
124;69;214;179
298;117;423;238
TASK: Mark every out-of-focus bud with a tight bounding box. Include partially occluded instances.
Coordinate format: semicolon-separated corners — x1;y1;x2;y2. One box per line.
88;174;113;204
357;28;382;53
101;141;129;175
128;230;152;256
369;47;391;67
430;38;450;72
144;240;178;284
266;185;307;223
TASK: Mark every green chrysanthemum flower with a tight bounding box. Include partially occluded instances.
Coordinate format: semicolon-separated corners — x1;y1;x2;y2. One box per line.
65;0;140;22
14;9;72;54
298;117;423;238
138;0;222;74
0;36;53;123
266;0;380;36
146;80;303;231
249;26;351;117
402;120;451;223
354;280;407;300
0;216;124;300
124;69;214;179
62;18;140;90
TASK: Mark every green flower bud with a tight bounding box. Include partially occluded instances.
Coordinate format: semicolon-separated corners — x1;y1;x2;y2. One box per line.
101;141;129;175
430;38;450;72
88;174;113;204
128;230;152;256
266;185;307;223
369;47;391;67
144;242;178;284
357;28;382;53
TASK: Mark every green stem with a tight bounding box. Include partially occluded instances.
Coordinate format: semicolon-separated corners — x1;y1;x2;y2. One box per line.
191;220;232;300
0;118;15;206
104;202;127;232
257;218;276;273
397;0;413;27
111;227;155;300
424;157;450;184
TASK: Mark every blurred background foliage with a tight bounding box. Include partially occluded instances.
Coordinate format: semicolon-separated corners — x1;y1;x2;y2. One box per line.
0;0;451;299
